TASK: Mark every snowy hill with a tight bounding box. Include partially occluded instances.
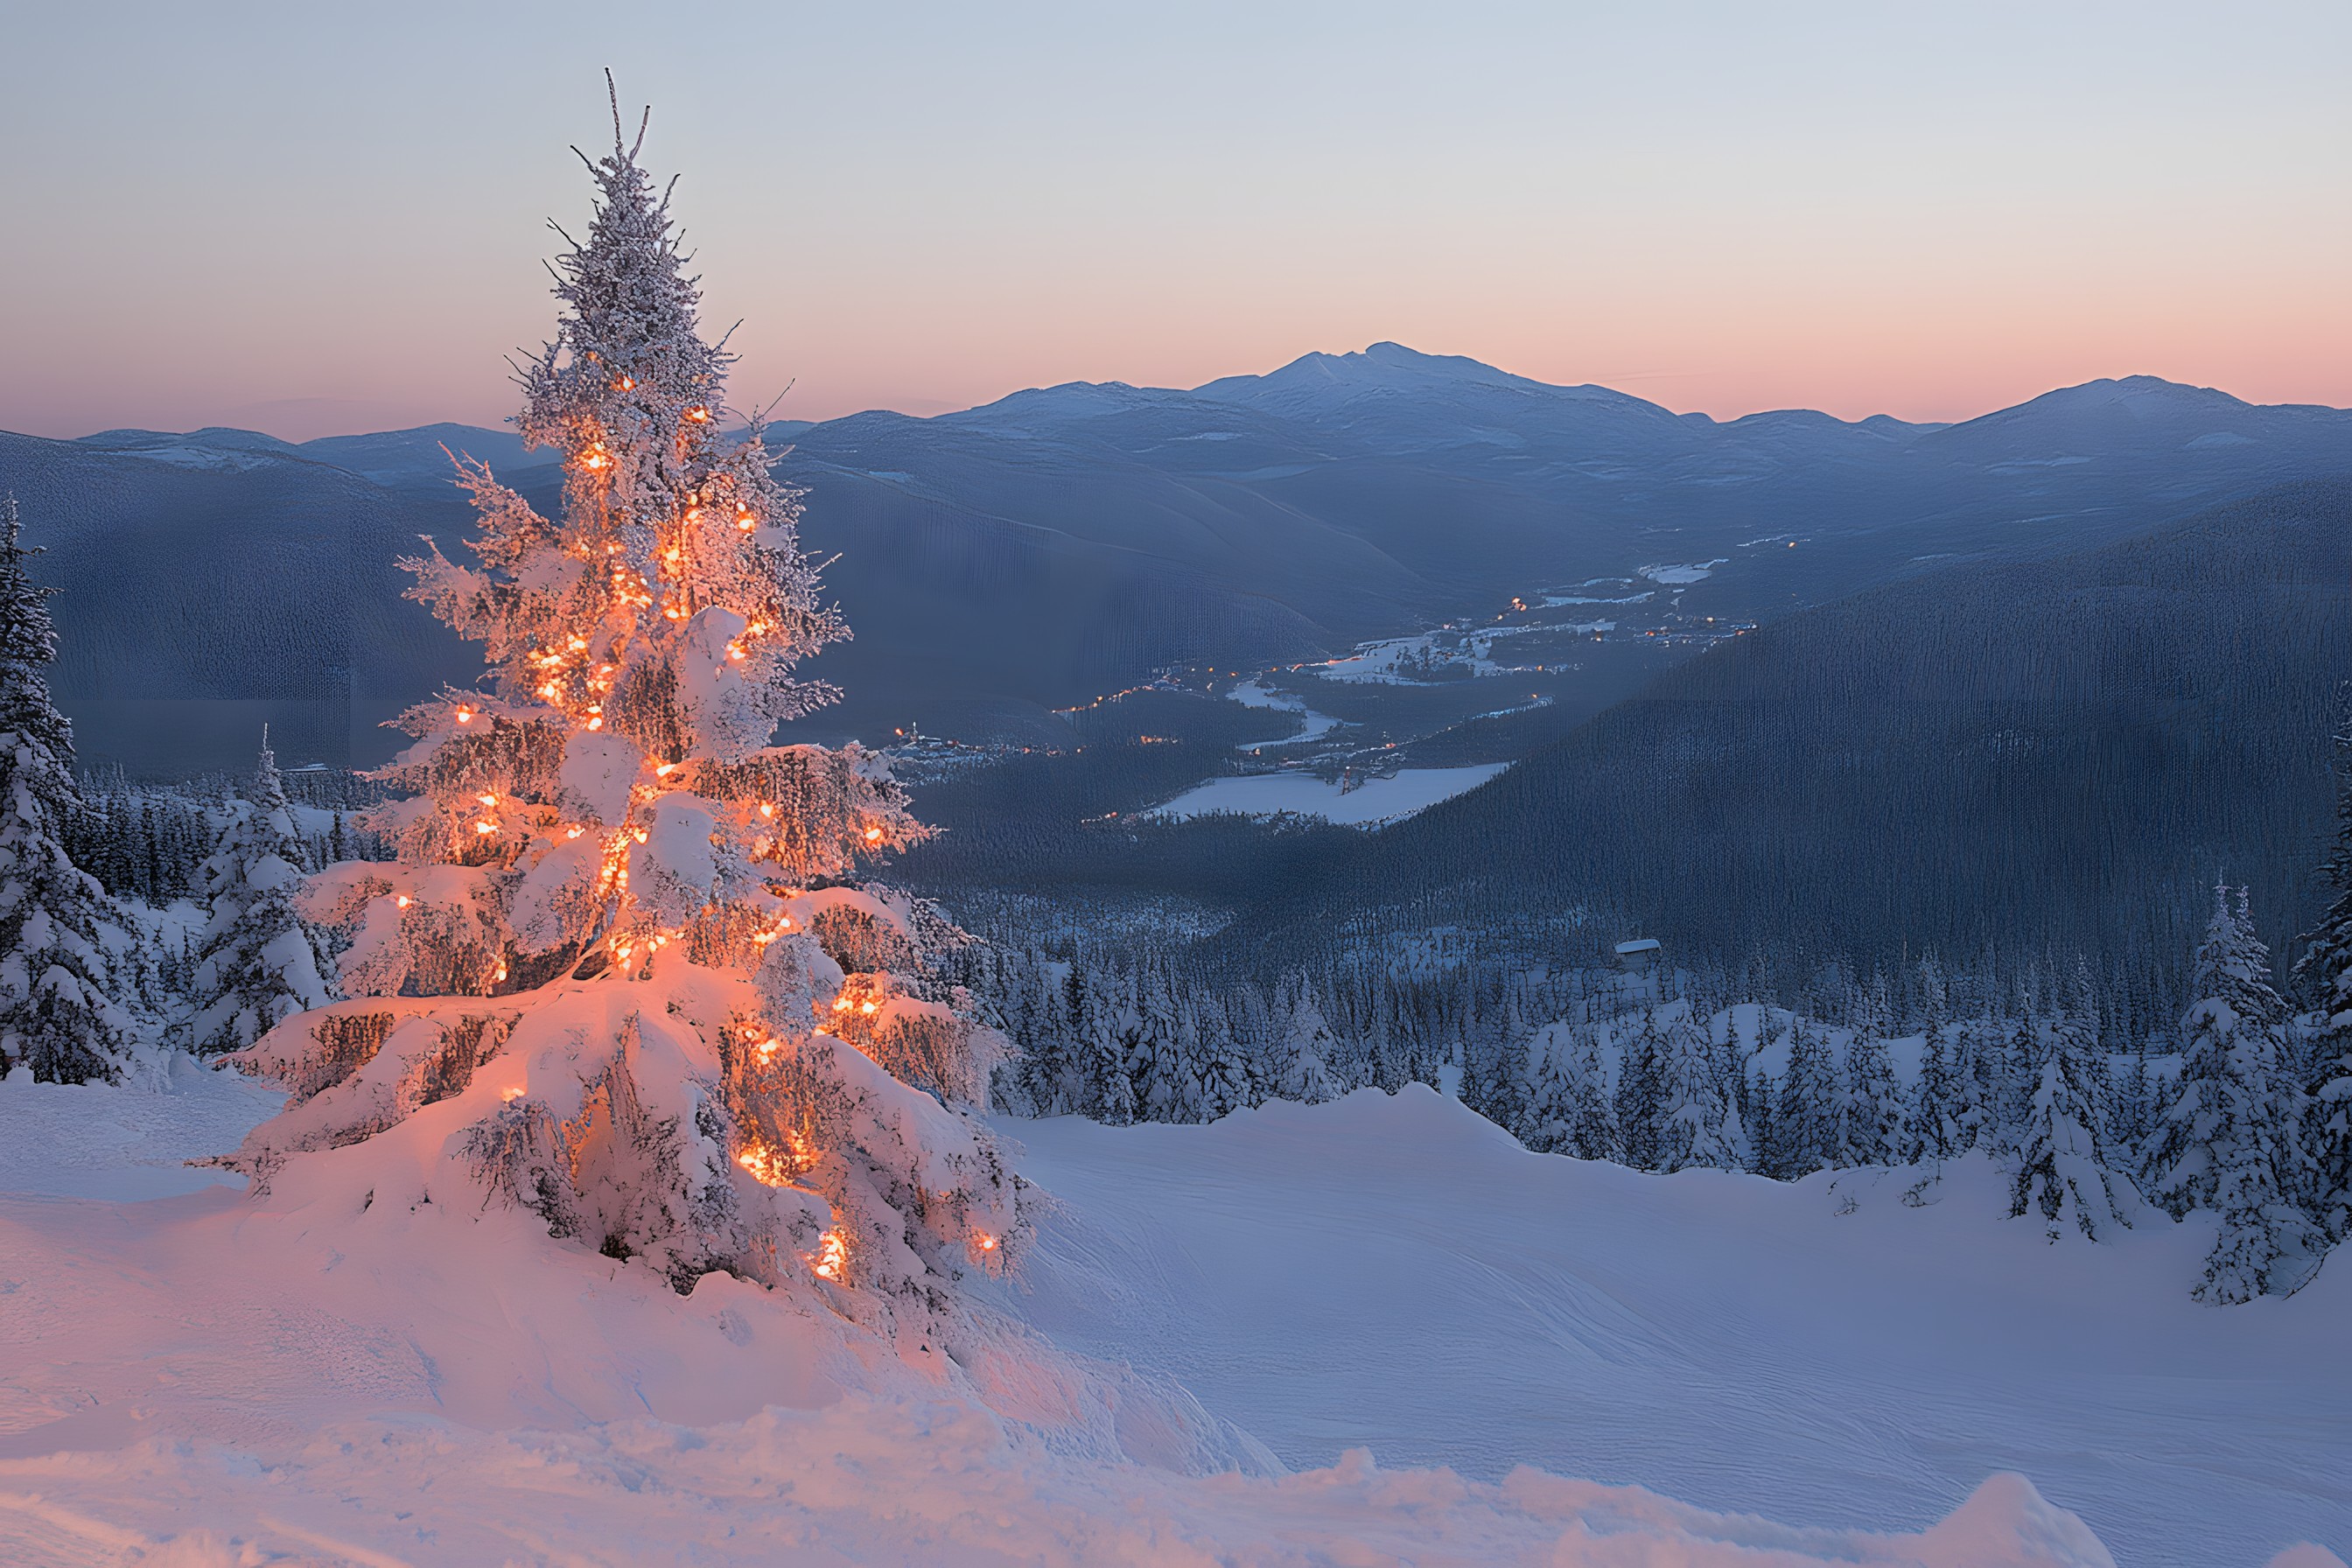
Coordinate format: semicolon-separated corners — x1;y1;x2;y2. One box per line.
998;1086;2351;1567
2;1067;2342;1564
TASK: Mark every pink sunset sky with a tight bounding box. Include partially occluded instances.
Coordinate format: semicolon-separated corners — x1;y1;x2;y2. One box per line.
5;2;2347;442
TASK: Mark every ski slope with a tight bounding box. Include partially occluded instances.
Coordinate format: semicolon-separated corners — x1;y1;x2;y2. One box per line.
0;1066;2339;1565
992;1087;2352;1568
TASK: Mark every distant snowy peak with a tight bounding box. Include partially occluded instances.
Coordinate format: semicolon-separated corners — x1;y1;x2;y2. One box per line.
946;378;1218;430
75;427;300;472
2031;374;2255;417
69;423;531;483
1194;341;1675;422
1925;373;2352;463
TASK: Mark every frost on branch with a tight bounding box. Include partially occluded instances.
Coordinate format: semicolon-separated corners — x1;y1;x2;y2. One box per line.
226;93;1026;1318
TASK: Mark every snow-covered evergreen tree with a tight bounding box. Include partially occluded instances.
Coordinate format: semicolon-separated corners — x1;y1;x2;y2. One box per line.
1130;962;1187;1121
224;100;1025;1312
182;731;334;1056
1076;964;1136;1125
1192;989;1251;1121
2009;1026;2141;1242
1523;1022;1618;1160
2148;886;2288;1215
1656;1004;1743;1172
1775;1020;1838;1177
2148;886;2322;1301
1836;1023;1902;1167
1906;1025;1963;1165
2294;696;2352;1242
1276;977;1341;1104
0;494;136;1083
1614;1009;1667;1169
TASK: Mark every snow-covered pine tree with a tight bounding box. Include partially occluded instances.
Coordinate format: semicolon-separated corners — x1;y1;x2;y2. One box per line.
1656;1004;1743;1172
2148;886;2291;1214
2293;694;2352;1242
224;100;1025;1312
1276;976;1341;1104
2110;1046;2157;1156
1906;1025;1961;1165
1457;1021;1498;1122
2061;958;2115;1130
0;494;136;1083
1614;1008;1667;1170
1130;962;1188;1121
2009;1023;2140;1242
1749;1057;1787;1178
1836;1021;1902;1167
182;731;335;1056
1080;964;1138;1125
1193;989;1251;1121
1776;1020;1838;1177
2148;886;2322;1301
1523;1022;1618;1160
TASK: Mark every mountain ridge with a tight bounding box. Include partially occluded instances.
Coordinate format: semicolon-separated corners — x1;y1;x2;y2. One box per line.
6;352;2349;774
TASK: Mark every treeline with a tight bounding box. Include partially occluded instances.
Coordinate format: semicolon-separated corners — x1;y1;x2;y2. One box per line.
62;770;391;905
980;878;2350;1303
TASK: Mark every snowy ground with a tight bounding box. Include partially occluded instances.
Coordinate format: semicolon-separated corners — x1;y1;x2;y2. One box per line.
993;1088;2352;1568
1147;763;1508;825
0;1067;2337;1565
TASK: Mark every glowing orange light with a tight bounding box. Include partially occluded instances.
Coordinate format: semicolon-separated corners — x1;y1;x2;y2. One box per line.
474;821;497;835
738;1145;790;1186
565;826;584;839
863;827;884;844
477;794;497;807
687;407;710;423
759;803;774;818
810;1229;847;1282
976;1232;998;1252
858;1000;878;1016
454;706;475;724
493;964;508;983
654;763;677;777
501;1086;525;1102
832;997;852;1012
395;894;412;909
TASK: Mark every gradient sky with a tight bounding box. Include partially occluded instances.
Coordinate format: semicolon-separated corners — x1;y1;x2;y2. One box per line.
4;2;2348;440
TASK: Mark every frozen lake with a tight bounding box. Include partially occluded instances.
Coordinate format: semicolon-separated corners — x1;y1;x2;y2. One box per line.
1148;763;1508;825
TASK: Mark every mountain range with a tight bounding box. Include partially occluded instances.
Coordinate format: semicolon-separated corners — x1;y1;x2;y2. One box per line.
3;345;2348;775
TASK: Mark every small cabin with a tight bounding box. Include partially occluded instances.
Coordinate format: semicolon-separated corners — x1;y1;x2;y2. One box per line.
1613;938;1661;976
